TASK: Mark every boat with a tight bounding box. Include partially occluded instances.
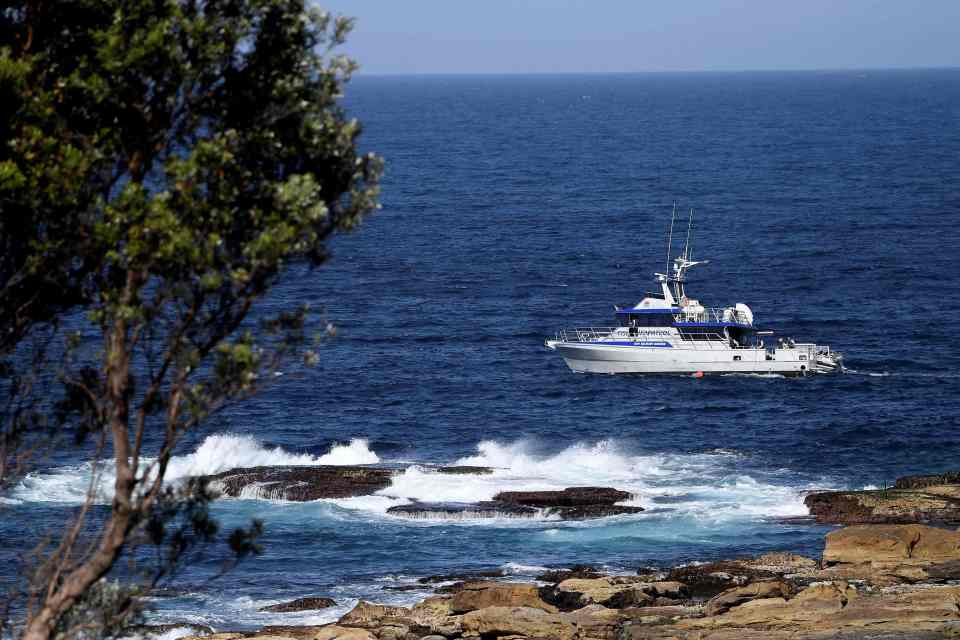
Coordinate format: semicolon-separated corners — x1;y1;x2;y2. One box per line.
545;208;843;376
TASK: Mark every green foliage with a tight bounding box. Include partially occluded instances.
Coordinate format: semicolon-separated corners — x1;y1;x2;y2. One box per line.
52;579;143;640
1;0;381;449
0;1;381;637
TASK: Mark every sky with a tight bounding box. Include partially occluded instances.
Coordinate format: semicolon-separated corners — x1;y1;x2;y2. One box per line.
317;1;960;74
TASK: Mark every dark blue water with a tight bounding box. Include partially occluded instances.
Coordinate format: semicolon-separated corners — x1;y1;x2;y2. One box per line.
3;69;960;631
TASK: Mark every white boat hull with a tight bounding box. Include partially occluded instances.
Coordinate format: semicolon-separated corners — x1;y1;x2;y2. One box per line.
550;341;830;375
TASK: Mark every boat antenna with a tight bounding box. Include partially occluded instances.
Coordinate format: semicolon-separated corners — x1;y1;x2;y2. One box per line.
666;202;677;276
683;208;694;261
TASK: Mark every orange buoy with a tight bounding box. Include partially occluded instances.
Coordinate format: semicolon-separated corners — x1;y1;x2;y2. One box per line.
693;371;704;378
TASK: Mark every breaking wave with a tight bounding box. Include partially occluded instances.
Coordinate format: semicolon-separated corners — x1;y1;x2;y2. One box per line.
370;439;822;522
7;434;379;505
6;434;825;524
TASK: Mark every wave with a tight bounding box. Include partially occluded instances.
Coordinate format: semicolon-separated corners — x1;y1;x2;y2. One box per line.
844;368;892;377
7;434;824;524
367;439;819;523
140;577;434;633
7;434;379;505
846;368;960;380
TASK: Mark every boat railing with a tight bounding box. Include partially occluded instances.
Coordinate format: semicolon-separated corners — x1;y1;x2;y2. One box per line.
674;307;751;325
555;327;767;350
556;327;619;343
679;332;737;349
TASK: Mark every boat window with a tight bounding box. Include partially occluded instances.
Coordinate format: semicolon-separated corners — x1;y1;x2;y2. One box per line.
632;313;673;327
733;355;742;361
799;355;807;361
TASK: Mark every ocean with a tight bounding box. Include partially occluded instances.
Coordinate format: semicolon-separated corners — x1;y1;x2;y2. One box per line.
2;69;960;632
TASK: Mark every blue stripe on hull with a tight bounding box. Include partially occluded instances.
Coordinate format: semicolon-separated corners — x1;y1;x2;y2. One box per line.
595;341;673;347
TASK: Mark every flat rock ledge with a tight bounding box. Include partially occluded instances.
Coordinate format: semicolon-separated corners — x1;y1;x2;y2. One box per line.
203;465;493;502
805;470;960;524
386;487;644;521
177;524;960;640
258;597;336;613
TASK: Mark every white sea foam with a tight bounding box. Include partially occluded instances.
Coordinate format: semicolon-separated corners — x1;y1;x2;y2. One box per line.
331;438;822;524
123;627;204;640
8;434;379;505
142;580;433;633
501;561;549;575
846;369;892;377
7;433;823;524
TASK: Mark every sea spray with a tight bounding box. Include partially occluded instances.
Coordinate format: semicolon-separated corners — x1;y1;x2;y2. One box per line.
8;434;379;505
8;434;824;522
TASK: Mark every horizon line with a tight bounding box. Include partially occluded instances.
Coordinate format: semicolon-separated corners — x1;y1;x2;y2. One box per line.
349;64;960;78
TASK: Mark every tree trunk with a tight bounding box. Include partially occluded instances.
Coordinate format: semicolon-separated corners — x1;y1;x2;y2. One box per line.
20;308;135;640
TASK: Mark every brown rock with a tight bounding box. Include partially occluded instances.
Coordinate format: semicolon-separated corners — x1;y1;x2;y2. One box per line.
337;601;412;629
825;584;960;629
371;625;407;640
205;464;496;502
387;500;643;521
620;604;703;622
927;559;960;580
704;581;793;616
550;504;646;519
823;524;960;565
603;587;655;609
667;562;765;600
417;569;505;584
206;466;394;501
461;605;575;640
450;581;557;614
545;577;682;611
259;597;336;613
312;626;376;640
131;624;216;637
561;604;628;639
895;472;960;489
435;465;494;475
258;627;327;640
646;581;688;599
491;487;644;518
741;552;818;573
816;559;928;586
409;595;463;637
387;501;539;519
494;487;632;507
550;577;633;609
682;581;857;628
536;565;603;583
805;486;960;524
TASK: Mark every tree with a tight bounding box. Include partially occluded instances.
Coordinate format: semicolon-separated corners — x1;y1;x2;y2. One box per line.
0;2;381;638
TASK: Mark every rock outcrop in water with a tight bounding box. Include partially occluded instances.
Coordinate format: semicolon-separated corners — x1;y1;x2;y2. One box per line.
206;466;395;500
386;487;644;521
804;470;960;524
179;523;960;640
386;501;539;519
258;596;336;613
492;487;632;507
204;466;644;522
204;464;493;501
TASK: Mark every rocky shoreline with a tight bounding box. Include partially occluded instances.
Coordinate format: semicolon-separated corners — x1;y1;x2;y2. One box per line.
204;466;642;520
804;474;960;525
173;523;960;639
176;470;960;639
